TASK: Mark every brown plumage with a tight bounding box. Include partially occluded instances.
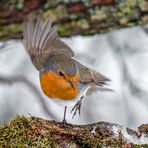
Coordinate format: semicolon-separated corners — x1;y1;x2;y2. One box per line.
23;15;74;71
23;14;110;122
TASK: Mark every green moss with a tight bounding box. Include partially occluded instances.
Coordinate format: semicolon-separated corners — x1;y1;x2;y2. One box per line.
0;115;57;147
76;19;89;29
7;0;25;10
117;0;144;17
0;115;147;147
0;23;22;39
43;5;68;22
57;24;71;37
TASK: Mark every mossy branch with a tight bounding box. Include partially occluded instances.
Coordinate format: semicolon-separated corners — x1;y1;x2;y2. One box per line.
0;115;148;147
0;0;148;40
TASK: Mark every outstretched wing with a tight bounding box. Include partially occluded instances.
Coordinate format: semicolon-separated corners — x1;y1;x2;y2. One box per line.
23;14;74;71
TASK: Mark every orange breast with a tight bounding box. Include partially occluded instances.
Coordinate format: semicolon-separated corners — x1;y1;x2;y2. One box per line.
40;71;79;100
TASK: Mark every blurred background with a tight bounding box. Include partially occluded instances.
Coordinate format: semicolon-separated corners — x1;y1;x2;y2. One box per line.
0;0;148;130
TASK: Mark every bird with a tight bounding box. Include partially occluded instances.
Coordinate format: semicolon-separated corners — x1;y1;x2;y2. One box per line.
23;14;110;125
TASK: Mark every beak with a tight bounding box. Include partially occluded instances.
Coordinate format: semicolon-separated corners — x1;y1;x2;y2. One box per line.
69;81;75;89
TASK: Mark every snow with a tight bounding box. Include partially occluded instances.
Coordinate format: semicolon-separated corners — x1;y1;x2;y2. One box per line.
0;26;148;130
112;125;148;144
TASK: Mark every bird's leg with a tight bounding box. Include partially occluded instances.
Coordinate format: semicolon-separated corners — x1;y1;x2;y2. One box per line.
71;85;90;119
62;106;67;127
71;95;84;119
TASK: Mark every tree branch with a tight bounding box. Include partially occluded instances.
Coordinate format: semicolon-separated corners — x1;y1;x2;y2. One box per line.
0;115;147;147
0;0;148;39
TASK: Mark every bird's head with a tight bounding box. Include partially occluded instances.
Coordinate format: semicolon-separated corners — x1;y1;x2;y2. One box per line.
46;54;79;88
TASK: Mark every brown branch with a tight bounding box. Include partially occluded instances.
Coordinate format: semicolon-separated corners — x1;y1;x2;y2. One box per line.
0;75;55;119
0;0;148;39
0;115;148;147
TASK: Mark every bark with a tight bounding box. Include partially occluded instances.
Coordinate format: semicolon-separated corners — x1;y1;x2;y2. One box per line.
0;0;148;40
0;116;148;147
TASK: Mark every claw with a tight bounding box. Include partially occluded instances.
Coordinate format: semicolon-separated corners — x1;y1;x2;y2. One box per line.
71;96;84;119
61;118;67;128
71;102;77;113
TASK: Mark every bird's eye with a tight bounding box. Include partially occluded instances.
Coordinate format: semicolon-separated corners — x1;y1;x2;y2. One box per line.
58;70;64;77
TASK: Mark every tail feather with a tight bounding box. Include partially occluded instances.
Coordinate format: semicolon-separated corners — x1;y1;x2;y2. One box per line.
86;85;114;96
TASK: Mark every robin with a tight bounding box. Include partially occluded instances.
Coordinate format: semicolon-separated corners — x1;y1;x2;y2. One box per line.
23;15;110;125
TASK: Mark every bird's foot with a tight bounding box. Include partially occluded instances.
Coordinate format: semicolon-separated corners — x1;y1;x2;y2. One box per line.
60;106;68;128
61;118;67;128
71;96;84;119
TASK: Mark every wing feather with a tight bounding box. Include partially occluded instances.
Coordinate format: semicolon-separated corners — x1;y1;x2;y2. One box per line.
33;16;42;50
76;60;112;94
23;14;74;71
75;60;110;85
